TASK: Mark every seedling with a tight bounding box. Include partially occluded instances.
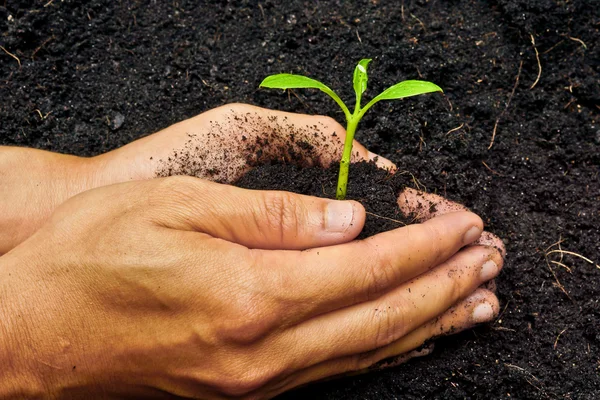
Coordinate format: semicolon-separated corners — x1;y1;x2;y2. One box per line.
260;59;442;200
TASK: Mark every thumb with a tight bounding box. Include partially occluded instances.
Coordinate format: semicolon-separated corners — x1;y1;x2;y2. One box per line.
149;176;366;250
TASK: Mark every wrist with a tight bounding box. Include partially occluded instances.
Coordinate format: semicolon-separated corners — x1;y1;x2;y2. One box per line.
0;147;100;253
0;257;45;398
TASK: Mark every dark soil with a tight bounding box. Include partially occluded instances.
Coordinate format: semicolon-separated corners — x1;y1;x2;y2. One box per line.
1;0;599;399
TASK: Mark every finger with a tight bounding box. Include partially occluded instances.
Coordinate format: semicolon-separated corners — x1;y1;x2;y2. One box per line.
473;231;506;257
349;140;397;172
397;187;468;221
266;289;498;397
398;188;506;256
147;176;365;249
229;105;396;172
283;244;503;368
256;211;483;326
136;104;395;183
354;288;499;372
262;346;435;398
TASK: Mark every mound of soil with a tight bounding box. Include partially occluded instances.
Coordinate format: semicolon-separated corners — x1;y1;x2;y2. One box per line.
1;0;598;398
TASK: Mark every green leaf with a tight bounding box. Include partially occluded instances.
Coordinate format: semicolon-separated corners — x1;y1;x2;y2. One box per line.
359;79;443;119
373;80;443;102
260;74;330;91
260;73;351;120
352;59;372;106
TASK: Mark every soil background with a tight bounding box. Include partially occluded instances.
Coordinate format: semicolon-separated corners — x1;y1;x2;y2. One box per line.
1;0;599;398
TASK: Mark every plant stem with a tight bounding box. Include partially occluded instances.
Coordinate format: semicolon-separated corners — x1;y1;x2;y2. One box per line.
336;117;359;200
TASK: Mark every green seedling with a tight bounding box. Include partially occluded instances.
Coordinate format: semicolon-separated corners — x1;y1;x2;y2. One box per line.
260;59;442;200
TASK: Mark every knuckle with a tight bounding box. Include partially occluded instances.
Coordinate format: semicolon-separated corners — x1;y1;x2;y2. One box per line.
155;175;200;199
446;268;465;303
213;269;279;345
149;177;214;223
215;302;270;345
215;367;274;398
261;191;304;240
371;301;408;349
421;223;446;263
363;240;397;297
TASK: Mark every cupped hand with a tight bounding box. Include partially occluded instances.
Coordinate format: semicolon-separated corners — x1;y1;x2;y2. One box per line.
0;176;502;399
0;104;392;254
96;103;396;183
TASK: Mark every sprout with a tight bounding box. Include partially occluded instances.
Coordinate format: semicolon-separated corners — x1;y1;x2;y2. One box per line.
260;59;442;200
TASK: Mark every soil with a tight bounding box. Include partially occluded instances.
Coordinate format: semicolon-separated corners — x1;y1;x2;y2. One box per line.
1;0;599;399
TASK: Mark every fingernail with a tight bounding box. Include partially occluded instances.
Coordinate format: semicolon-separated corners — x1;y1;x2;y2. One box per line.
326;201;354;232
480;260;499;281
463;226;482;244
472;302;494;323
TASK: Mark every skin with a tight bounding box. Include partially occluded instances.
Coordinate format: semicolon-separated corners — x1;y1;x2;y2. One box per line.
0;104;504;398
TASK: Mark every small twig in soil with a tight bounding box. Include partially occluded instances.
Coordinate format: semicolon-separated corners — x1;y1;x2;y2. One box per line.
541;39;564;55
488;60;522;150
356;29;362;43
530;34;542;90
32;35;55;60
543;252;572;301
493;326;516;332
482;160;503;176
504;364;548;395
550;260;571;273
553;328;568;350
44;0;54;7
418;134;426;152
288;89;316;114
401;0;405;21
0;45;21;68
442;93;454;112
445;123;464;136
546;249;599;269
493;300;510;326
567;36;587;49
365;212;406;226
258;3;265;20
544;237;565;254
410;13;425;30
34;109;52;120
397;170;426;192
563;98;576;110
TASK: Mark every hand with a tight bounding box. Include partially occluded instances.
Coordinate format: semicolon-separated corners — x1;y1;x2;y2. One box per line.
0;176;502;399
0;104;393;254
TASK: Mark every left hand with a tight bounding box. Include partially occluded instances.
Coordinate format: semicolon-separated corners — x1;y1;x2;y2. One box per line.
0;103;393;254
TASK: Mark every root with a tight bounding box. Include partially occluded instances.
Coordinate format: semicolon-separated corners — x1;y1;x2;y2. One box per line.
546;249;599;268
445;123;464;136
482;161;503;176
553;328;568;350
567;36;587;49
542;237;599;301
488;60;522;150
365;212;406;226
0;45;21;68
530;34;542;89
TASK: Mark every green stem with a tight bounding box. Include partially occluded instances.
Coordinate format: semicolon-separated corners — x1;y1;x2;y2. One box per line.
336;117;359;200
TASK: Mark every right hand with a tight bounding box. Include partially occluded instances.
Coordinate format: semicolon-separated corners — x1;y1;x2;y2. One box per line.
0;175;502;399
